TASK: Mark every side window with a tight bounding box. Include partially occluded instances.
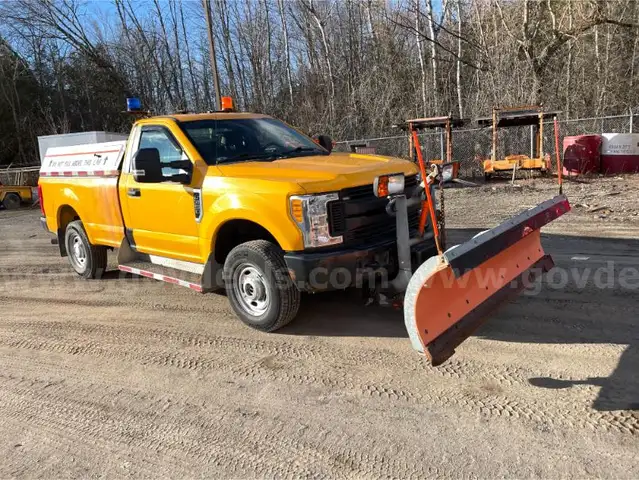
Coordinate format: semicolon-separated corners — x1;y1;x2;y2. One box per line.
138;129;184;176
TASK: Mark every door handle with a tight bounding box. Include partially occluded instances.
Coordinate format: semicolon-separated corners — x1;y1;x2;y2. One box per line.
127;188;141;197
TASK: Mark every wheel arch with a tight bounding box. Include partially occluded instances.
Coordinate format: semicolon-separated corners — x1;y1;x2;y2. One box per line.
1;190;18;201
0;191;22;207
56;204;81;256
212;218;281;266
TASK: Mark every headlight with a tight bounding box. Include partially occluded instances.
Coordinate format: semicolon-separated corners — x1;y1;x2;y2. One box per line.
290;193;343;248
373;173;404;197
442;164;454;182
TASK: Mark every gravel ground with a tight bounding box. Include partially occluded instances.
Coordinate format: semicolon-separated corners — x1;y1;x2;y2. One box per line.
0;177;638;478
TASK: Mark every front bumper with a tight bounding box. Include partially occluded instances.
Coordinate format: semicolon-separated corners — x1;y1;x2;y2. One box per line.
284;235;438;293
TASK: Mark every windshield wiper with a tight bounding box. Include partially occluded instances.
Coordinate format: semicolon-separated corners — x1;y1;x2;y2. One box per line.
218;146;326;164
278;146;326;157
218;152;278;164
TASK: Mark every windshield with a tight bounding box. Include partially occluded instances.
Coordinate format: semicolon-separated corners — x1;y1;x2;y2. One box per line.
180;117;328;165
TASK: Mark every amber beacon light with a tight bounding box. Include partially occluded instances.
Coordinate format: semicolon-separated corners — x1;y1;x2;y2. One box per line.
221;96;235;112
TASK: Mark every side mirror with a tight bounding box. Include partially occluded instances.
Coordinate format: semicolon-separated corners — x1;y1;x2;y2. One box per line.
314;134;334;153
133;148;163;183
167;159;193;184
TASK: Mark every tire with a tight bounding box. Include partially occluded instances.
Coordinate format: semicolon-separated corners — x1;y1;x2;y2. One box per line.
2;193;21;210
223;240;300;332
64;220;107;279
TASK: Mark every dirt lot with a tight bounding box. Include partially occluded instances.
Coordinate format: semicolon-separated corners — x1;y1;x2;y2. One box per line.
1;177;638;478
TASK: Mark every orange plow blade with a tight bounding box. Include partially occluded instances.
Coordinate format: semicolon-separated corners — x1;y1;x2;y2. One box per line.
404;195;570;366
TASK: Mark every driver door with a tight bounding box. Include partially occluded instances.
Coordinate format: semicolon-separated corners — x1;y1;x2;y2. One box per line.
120;125;202;262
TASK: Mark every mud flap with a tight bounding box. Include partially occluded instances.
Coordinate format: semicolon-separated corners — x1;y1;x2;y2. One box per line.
404;195;570;366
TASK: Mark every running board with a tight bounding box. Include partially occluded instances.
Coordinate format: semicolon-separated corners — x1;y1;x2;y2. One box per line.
116;236;223;292
118;262;204;293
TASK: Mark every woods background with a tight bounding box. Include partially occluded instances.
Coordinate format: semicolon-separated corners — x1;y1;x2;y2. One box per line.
0;0;638;166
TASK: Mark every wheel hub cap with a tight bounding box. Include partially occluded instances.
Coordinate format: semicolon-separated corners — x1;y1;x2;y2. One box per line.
68;232;87;271
233;264;269;316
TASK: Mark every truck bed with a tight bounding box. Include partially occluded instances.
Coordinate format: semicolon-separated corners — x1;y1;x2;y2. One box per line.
39;141;126;247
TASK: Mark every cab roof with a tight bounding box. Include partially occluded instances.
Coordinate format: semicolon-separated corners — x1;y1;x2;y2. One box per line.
139;112;270;124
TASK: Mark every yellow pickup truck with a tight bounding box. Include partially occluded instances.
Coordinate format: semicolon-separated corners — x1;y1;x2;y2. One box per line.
39;106;437;332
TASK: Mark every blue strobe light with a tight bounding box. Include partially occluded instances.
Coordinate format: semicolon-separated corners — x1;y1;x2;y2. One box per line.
126;97;142;112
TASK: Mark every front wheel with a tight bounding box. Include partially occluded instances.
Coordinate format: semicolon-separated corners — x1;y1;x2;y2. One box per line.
65;220;107;279
223;240;300;332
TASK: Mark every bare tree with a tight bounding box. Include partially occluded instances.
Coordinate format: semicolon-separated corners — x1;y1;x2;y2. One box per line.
415;0;428;115
278;0;294;105
455;0;464;117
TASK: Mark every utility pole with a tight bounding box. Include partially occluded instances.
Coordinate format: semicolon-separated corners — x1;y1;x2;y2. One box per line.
202;0;222;110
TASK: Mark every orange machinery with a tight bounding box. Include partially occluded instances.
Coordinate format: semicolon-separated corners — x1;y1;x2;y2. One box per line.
395;115;468;183
477;106;560;179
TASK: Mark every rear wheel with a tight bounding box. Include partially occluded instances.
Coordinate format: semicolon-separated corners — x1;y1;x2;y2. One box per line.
65;220;107;279
2;193;21;210
223;240;300;332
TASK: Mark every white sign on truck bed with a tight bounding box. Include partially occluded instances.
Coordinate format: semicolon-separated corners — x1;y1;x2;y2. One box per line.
40;141;126;178
37;131;128;165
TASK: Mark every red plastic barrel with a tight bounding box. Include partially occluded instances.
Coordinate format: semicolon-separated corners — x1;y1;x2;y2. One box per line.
562;135;601;176
601;134;639;174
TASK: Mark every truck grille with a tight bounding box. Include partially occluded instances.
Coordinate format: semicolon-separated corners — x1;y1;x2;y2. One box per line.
328;174;421;246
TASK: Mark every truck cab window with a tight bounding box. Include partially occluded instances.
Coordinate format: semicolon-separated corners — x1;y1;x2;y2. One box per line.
138;129;184;175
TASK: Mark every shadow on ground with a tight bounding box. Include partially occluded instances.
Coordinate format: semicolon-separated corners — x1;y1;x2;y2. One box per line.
281;289;407;339
459;229;639;412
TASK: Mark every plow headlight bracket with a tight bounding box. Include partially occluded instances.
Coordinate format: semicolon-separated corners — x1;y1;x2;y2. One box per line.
290;193;343;248
374;173;405;198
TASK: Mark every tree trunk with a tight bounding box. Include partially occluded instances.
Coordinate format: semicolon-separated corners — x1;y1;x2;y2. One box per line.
425;0;439;112
415;0;428;116
217;0;238;104
263;0;274;102
153;0;182;109
179;0;201;111
169;1;186;107
277;0;294;104
455;0;463;118
309;2;336;103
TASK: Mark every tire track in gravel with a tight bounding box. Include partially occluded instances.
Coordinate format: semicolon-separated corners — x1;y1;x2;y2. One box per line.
0;293;220;313
0;372;449;479
1;321;636;435
0;373;323;478
0;319;596;389
231;358;639;435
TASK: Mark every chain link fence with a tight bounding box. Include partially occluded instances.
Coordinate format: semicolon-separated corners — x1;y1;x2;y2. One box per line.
334;113;639;180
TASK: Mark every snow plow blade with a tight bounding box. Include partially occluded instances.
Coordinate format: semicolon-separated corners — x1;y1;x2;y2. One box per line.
404;195;570;366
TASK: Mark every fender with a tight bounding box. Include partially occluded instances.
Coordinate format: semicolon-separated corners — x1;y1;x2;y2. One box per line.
200;192;303;258
53;187;102;246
